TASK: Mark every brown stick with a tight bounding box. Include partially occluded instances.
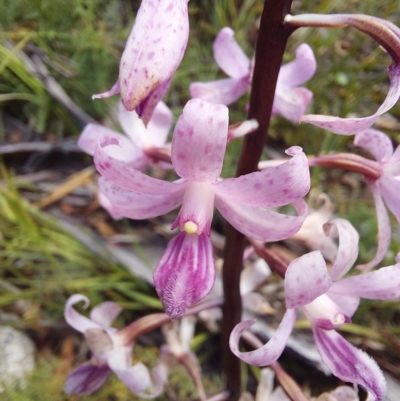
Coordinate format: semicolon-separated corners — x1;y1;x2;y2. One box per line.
221;1;296;400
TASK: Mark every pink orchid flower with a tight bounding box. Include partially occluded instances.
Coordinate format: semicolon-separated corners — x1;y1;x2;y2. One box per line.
78;101;172;219
353;128;400;270
93;0;189;124
64;294;167;397
285;14;400;134
231;218;400;401
93;99;310;319
190;27;316;123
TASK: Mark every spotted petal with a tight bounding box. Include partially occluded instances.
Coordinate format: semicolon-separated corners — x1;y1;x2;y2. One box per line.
99;178;184;220
354;129;394;162
285;251;332;309
171;99;229;182
215;197;308;241
213;146;310;207
330;263;400;300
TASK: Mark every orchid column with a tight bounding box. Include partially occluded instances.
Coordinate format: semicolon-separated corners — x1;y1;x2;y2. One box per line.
221;1;296;399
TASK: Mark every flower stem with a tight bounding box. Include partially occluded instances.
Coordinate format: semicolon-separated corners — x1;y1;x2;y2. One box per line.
221;1;295;400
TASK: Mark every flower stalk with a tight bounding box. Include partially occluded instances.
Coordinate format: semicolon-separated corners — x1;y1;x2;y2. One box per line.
221;1;295;399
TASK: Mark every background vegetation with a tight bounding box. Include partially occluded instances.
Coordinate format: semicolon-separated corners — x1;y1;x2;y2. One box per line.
1;0;400;399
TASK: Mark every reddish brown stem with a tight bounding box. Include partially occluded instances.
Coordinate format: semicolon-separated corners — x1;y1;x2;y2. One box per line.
221;1;296;400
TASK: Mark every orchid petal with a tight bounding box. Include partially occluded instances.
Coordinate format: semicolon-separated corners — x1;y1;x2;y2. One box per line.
64;294;101;333
323;218;359;280
146;101;173;147
90;301;122;327
135;77;172;125
354;129;394;162
214;146;310;207
94;137;185;194
64;362;110;396
300;63;400;134
227;119;259;141
117;102;150;149
285;251;332;308
313;328;386;401
329;386;359;401
302;294;349;330
325;292;360;318
189;77;249;105
171;99;229;182
379;175;400;221
99;178;184;219
154;232;216;319
92;80;120;100
278;44;317;86
215;197;308;241
285;14;400;135
78;124;145;168
330;263;400;300
213;27;250;78
98;191;125;220
357;182;391;271
229;309;296;366
118;0;189;111
110;362;152;394
172;181;215;235
272;87;313;123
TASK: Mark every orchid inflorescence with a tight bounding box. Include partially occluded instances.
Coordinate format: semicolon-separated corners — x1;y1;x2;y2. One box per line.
65;1;400;400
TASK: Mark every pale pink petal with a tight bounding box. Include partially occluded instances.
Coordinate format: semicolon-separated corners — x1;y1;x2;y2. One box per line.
90;301;122;327
227;119;259;141
94;138;185;194
285;251;332;308
109;362;152;395
153;232;216;319
64;294;101;333
64;362;110;396
135;77;172;125
272;87;313;123
323;218;359;280
278;44;317;86
117;102;149;149
325;292;360;318
354;129;394;162
146;101;173;147
330;264;400;300
118;0;189;111
99;178;184;219
171;99;229;182
92;80;120;100
215;197;308;241
78;124;144;168
213;27;250;78
229;309;296;366
379;175;400;221
285;14;400;135
189;77;249;105
302;294;349;330
98;191;125;220
172;181;215;235
300;64;400;135
313;328;386;401
329;386;359;401
214;146;310;207
357;182;391;271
